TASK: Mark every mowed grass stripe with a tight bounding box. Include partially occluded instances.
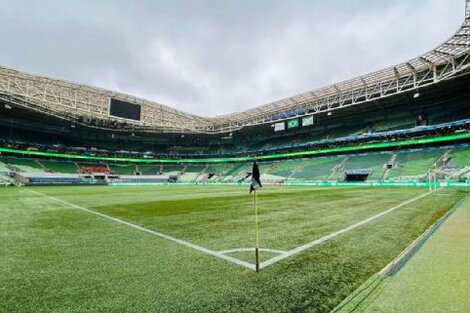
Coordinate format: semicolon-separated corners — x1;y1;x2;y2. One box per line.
85;187;426;251
0;188;257;313
22;187;426;269
23;188;256;270
1;186;466;313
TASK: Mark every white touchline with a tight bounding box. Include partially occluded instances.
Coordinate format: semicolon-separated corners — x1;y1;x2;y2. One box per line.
259;190;435;269
24;188;256;271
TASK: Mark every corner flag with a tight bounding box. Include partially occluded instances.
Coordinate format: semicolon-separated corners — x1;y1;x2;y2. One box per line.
250;160;262;272
250;161;262;193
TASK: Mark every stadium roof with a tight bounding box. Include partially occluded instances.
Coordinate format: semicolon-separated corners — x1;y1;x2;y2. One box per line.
1;1;470;134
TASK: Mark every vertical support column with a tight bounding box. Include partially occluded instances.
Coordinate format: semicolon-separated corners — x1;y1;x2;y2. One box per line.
429;170;432;193
466;0;470;20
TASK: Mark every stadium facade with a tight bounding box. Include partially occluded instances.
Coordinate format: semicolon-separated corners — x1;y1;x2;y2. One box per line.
0;1;470;185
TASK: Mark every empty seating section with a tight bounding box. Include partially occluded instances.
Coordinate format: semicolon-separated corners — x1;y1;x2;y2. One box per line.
0;157;45;173
1;146;467;184
206;164;232;174
0;161;10;172
449;148;470;167
179;173;199;182
41;161;78;174
342;154;391;180
389;149;445;179
258;162;276;174
267;162;298;177
161;165;183;173
373;116;416;132
184;164;207;173
80;164;110;174
222;164;251;181
330;126;369;138
109;164;136;175
292;157;342;180
138;165;161;175
0;175;13;185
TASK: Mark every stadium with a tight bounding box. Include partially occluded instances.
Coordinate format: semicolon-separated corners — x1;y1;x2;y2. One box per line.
1;1;470;312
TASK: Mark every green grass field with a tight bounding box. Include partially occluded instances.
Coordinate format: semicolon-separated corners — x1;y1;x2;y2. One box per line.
0;185;467;312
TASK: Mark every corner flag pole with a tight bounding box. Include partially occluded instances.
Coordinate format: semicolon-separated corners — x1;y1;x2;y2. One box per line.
254;189;260;272
250;160;262;272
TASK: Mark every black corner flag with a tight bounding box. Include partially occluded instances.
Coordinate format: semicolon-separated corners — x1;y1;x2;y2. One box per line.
250;161;262;194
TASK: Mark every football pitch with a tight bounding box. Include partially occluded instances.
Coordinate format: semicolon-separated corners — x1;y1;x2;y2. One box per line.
0;185;467;312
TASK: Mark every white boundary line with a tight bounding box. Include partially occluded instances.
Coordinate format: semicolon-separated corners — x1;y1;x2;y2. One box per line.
219;248;286;255
259;191;434;269
24;188;435;272
24;188;256;271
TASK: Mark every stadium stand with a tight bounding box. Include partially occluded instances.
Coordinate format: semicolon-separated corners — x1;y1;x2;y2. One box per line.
0;157;45;173
161;165;183;173
388;148;446;180
0;175;14;186
179;173;199;183
205;164;232;174
184;164;207;173
341;153;391;180
448;147;470;167
138;165;161;175
80;165;110;174
372;116;416;132
109;164;137;175
291;157;342;181
0;161;11;172
0;5;469;186
41;160;79;174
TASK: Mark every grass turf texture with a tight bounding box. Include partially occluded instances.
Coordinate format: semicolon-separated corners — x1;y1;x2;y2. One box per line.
336;193;470;313
0;185;467;312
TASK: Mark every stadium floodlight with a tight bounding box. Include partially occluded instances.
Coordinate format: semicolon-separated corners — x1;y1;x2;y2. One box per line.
4;104;12;109
327;112;333;116
413;92;421;99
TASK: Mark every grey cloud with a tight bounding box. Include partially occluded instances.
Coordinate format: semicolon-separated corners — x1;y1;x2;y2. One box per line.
0;0;465;116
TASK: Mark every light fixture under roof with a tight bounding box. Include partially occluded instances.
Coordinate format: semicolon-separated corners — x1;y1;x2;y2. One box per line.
413;92;421;99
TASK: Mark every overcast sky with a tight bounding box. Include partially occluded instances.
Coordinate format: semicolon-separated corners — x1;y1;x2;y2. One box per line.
0;0;465;116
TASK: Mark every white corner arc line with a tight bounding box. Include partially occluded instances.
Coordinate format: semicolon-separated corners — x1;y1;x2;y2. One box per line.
219;248;287;255
259;191;435;269
24;188;256;271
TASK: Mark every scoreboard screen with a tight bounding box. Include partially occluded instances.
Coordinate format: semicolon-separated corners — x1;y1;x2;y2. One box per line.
109;99;141;121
